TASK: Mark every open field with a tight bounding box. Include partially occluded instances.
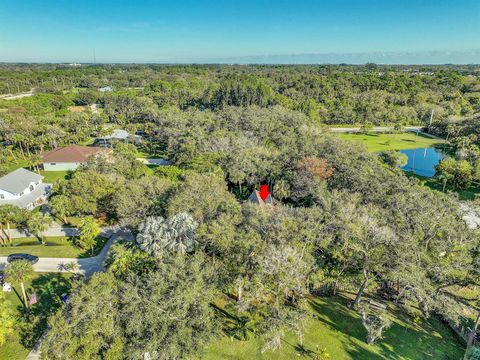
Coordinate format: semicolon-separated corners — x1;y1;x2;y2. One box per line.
203;295;464;360
0;236;108;258
407;173;480;201
339;132;443;152
0;273;73;360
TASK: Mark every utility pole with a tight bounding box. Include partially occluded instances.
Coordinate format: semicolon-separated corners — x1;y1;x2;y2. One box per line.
428;109;434;133
93;48;96;64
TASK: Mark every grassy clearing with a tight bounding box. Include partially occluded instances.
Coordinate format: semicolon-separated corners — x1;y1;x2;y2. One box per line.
0;236;108;258
339;132;442;152
0;273;73;360
39;170;70;184
407;173;480;201
203;295;464;360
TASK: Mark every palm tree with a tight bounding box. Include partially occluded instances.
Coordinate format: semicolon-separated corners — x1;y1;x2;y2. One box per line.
136;213;198;257
0;205;25;245
5;260;34;308
26;212;52;244
77;216;100;255
49;195;70;224
28;153;42;174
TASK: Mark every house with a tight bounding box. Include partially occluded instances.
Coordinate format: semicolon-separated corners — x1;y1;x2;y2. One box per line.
247;189;274;207
98;86;113;92
136;158;171;166
93;129;142;147
41;145;112;171
0;168;52;210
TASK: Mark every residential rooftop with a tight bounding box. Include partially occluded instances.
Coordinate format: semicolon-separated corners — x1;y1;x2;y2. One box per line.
0;168;43;194
41;145;111;163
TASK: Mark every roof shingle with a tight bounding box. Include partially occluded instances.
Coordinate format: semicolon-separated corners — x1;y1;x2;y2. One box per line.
0;168;43;194
41;145;111;163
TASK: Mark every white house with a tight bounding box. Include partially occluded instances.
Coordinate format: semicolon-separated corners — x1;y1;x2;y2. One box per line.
98;86;113;92
93;129;142;147
0;168;52;210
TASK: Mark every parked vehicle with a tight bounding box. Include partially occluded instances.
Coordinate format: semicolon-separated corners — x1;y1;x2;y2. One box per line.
7;253;39;264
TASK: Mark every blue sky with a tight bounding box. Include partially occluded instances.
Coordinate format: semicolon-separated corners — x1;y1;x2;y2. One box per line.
0;0;479;63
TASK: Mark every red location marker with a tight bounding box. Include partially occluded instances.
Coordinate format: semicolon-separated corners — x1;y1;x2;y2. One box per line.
259;184;270;201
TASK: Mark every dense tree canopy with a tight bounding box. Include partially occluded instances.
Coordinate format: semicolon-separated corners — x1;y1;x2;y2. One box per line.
1;64;478;358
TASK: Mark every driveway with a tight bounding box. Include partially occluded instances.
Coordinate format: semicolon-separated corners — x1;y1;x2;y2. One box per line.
1;227;134;360
2;226;79;239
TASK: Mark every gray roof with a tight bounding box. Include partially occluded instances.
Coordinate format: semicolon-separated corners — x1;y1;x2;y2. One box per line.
98;86;113;92
0;183;51;209
247;190;274;206
0;168;43;194
96;129;142;142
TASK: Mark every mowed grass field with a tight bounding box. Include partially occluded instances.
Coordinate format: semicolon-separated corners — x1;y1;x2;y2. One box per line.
203;295;464;360
339;132;443;152
0;236;108;258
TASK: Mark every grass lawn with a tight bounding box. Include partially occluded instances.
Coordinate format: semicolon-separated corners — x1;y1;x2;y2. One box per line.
0;236;108;258
339;132;443;152
39;170;70;184
203;295;464;360
0;273;73;360
407;172;480;201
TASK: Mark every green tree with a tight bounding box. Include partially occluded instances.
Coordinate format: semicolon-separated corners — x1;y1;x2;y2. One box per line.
5;260;34;308
436;158;473;190
113;176;171;228
77;216;100;255
119;253;217;359
360;122;374;134
48;195;71;224
41;272;124;360
26;212;52;243
106;242;156;280
0;205;26;244
381;150;408;168
358;302;392;345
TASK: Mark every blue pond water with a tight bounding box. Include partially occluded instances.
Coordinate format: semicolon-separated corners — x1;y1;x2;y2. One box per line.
400;147;445;177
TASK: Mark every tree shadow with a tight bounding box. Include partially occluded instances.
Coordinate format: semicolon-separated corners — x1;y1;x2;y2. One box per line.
309;294;464;360
17;273;73;348
211;302;242;337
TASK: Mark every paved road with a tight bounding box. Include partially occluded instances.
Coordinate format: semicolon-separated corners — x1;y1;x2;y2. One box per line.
0;227;133;277
6;227;134;360
329;126;446;140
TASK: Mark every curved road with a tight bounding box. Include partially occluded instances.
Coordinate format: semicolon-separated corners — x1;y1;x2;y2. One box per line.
0;227;134;277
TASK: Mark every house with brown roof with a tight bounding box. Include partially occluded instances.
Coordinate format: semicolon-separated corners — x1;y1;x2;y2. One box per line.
41;145;112;171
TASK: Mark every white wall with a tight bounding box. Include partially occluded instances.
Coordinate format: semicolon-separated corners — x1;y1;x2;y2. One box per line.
0;188;16;200
0;179;42;200
43;162;80;171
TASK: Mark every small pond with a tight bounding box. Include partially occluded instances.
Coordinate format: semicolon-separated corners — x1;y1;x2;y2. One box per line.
400;147;445;177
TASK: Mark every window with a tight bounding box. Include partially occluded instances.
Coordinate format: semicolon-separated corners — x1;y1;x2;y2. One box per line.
30;185;34;191
50;163;56;165
0;194;4;199
19;191;24;196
